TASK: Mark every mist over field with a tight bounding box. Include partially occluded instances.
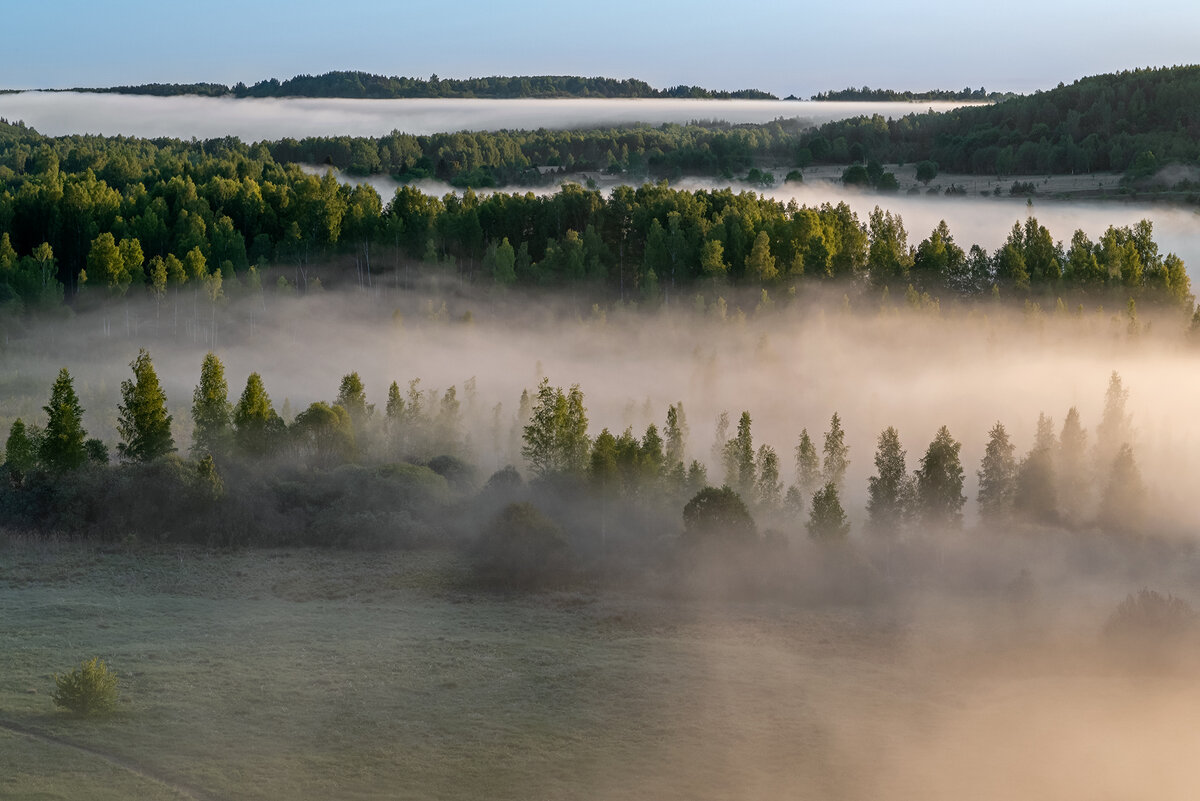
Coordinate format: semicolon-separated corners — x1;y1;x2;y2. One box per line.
5;281;1200;799
0;92;973;139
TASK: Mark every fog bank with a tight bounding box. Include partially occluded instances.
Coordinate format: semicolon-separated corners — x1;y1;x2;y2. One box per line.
0;92;973;140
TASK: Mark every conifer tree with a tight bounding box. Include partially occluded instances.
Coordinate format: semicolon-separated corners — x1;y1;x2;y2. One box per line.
977;422;1017;524
1098;443;1147;534
1015;413;1058;523
40;368;88;471
191;352;232;457
1057;406;1090;523
117;349;175;462
755;444;782;509
233;372;283;458
866;426;910;533
822;412;850;488
335;372;370;432
794;428;821;496
4;419;38;481
808;481;850;540
915;425;966;528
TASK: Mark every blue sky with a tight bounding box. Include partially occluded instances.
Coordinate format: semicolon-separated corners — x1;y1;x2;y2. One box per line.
7;0;1199;95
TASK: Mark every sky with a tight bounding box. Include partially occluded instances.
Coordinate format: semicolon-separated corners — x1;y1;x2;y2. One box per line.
4;0;1199;96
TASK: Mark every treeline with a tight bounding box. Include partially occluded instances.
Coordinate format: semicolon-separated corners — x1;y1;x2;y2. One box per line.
0;356;1153;588
809;86;1008;102
0;120;1192;324
66;71;778;100
806;65;1200;176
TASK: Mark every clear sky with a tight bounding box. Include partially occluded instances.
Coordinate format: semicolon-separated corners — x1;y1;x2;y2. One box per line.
6;0;1199;96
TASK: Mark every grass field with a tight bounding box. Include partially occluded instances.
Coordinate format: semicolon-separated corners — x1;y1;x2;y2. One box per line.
3;533;1199;800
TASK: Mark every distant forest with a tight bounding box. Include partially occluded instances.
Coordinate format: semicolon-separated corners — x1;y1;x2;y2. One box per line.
808;86;1011;102
0;109;1192;327
60;71;779;101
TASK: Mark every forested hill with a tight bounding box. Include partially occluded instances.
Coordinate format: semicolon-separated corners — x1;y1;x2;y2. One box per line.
58;71;778;100
812;65;1200;174
809;87;1012;102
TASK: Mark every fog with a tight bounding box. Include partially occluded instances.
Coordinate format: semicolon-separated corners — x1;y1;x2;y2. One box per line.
6;279;1200;799
0;92;973;139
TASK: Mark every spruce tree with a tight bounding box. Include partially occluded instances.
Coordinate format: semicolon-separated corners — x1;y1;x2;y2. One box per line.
40;368;88;471
915;426;966;528
866;426;910;533
233;372;283;458
822;412;850;488
117;349;175;462
808;481;850;540
4;419;38;481
794;428;821;496
191;352;232;457
335;372;369;432
977;422;1017;524
755;444;782;509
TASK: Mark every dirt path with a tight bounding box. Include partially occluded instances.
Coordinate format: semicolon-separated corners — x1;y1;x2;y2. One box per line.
0;716;219;801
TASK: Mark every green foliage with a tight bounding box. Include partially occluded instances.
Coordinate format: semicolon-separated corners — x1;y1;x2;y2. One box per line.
866;426;910;533
682;485;757;543
233;373;285;458
39;368;88;472
292;402;356;468
192;352;233;457
4;419;38;481
521;379;589;478
821;413;849;488
807;481;850;540
977;422;1017;524
914;425;966;528
52;657;119;717
116;349;175;462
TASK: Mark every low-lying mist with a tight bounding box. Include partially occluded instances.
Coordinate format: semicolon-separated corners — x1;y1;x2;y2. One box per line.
6;280;1200;801
0;92;974;140
4;282;1198;534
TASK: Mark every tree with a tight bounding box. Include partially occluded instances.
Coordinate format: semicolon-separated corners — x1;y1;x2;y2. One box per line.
700;238;727;280
664;402;688;469
866;426;910;533
1095;371;1132;472
521;379;590;478
40;368;88;472
755;444;782;509
915;160;939;184
4;419;38;481
116;349;175;461
914;426;966;528
191;352;232;457
723;411;755;497
682;485;757;543
1014;413;1058;524
1057;407;1090;524
1097;443;1146;534
745;230;777;283
822;412;849;488
491;237;517;285
86;232;131;295
807;481;850;540
292;402;355;467
977;422;1016;524
794;429;821;496
335;372;370;433
233;372;284;458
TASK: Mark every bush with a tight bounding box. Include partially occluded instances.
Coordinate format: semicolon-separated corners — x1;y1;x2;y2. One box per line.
473;502;570;590
53;657;119;717
682;485;757;544
1104;589;1197;645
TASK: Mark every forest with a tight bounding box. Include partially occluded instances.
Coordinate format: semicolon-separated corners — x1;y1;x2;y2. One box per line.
59;71;778;100
0;344;1155;592
0;112;1193;329
808;86;1009;102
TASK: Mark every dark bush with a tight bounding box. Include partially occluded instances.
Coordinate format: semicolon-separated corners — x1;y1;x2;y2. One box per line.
472;502;570;590
682;485;757;544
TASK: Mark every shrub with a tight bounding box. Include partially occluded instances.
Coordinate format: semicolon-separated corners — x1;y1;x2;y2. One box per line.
473;502;570;590
53;657;119;717
682;485;757;544
1104;589;1197;646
